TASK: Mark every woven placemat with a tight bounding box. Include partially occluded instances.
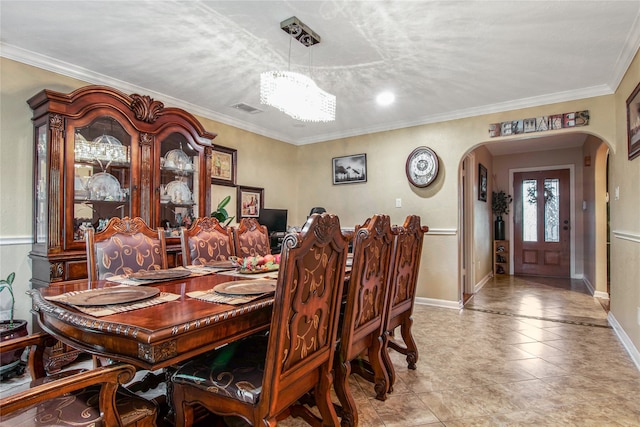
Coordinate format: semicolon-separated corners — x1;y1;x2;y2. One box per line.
187;288;272;305
45;286;181;317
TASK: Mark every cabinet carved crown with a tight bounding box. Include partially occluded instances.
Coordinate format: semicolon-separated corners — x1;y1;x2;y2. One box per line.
130;94;164;123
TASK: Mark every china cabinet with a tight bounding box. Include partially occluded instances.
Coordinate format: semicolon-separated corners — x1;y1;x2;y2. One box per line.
29;85;216;289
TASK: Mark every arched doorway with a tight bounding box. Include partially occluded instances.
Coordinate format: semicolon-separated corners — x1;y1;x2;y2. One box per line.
459;131;610;302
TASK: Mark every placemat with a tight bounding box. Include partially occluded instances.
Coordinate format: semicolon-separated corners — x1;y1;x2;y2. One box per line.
106;266;212;285
45;285;181;317
215;269;279;280
186;288;272;305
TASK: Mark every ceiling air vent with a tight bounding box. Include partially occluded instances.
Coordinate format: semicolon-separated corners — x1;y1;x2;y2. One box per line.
230;103;263;114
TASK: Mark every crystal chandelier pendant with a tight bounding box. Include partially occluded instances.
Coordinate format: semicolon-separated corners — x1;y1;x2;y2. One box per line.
260;17;336;123
260;71;336;122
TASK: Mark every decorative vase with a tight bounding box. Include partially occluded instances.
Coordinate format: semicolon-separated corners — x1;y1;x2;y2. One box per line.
0;319;28;379
494;216;505;240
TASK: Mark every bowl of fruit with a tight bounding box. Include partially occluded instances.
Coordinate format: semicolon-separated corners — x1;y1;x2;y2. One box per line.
230;254;280;274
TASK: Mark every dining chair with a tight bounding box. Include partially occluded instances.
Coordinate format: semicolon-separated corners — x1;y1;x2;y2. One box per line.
171;213;349;427
0;331;157;427
180;216;235;266
334;214;395;427
232;217;272;258
86;216;167;281
383;215;428;392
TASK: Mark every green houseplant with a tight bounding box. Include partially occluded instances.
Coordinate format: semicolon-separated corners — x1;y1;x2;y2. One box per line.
211;195;234;226
491;191;512;240
0;272;29;378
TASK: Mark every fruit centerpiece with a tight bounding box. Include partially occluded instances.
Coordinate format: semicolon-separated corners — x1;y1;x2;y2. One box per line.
231;254;280;273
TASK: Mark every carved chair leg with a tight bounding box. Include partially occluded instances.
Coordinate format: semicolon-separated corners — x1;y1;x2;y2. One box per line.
333;359;357;427
369;336;389;401
171;384;195;427
316;365;341;427
400;317;418;370
381;332;396;394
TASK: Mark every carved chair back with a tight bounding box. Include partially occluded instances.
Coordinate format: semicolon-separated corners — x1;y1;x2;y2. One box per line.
334;214;395;426
383;215;427;391
180;216;234;266
0;331;157;426
232;217;271;258
86;216;167;281
171;213;348;426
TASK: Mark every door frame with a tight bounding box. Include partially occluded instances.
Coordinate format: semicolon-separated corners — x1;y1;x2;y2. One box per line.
509;164;577;278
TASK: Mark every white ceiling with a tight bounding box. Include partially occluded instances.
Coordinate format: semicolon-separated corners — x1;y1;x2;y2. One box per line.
2;1;639;148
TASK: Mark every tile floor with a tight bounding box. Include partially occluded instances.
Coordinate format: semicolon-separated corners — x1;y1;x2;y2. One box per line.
3;275;640;426
279;274;640;426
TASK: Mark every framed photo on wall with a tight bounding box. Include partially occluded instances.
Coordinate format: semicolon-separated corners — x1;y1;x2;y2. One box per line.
211;145;237;186
237;186;264;218
478;163;488;202
332;153;367;185
626;82;640;160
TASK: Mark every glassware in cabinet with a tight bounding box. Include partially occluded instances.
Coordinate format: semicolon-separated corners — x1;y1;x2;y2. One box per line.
158;132;199;237
72;116;132;242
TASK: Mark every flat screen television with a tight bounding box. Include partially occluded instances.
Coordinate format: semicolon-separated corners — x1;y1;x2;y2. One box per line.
258;208;288;234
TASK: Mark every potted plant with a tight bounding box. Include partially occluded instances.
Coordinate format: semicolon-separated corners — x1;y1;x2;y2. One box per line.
211;195;234;226
491;191;512;240
0;272;28;379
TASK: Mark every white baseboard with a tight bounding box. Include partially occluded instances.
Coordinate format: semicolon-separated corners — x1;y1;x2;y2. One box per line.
415;297;462;310
583;277;595;295
608;312;640;372
474;272;493;293
593;290;610;299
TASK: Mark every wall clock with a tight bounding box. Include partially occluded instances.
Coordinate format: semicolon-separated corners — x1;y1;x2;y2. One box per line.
405;146;439;188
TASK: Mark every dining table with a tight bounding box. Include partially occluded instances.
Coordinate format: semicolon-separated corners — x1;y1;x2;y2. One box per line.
29;266;279;372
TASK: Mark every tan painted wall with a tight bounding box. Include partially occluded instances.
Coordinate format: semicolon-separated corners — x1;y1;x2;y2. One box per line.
610;49;640;349
472;146;493;282
582;136;609;295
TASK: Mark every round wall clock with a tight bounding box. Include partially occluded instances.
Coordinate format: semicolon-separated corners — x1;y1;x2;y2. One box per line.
405;146;439;188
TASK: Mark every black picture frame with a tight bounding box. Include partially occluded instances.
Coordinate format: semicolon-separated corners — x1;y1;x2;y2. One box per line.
237;186;264;218
478;164;488;202
626;82;640;160
211;145;237;186
332;154;367;185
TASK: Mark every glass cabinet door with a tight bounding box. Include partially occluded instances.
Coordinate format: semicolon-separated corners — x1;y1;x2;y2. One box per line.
159;133;199;236
72;116;131;242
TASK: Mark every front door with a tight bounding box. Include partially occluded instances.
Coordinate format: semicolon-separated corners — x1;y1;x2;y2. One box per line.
513;169;571;277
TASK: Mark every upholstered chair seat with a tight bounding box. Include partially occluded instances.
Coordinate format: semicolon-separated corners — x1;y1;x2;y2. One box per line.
0;332;157;427
172;335;267;404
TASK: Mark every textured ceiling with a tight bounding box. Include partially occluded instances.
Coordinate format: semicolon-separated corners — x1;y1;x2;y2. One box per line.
1;1;640;146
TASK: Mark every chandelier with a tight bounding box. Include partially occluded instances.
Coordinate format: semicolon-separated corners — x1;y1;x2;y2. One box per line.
260;17;336;122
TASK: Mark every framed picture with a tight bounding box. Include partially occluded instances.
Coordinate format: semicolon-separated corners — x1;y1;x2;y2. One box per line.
237;186;263;218
478;163;488;202
211;145;237;186
332;153;367;185
626;82;640;160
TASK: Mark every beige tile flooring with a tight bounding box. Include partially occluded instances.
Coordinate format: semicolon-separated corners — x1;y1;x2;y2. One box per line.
3;275;640;426
280;274;640;426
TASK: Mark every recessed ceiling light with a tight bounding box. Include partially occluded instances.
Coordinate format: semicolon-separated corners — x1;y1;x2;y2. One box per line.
376;91;395;106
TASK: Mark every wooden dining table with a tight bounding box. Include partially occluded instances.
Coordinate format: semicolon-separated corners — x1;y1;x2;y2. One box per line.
29;270;276;371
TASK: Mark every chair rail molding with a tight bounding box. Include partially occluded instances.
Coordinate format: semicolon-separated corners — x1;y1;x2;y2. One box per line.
612;230;640;244
425;228;457;235
0;236;33;246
